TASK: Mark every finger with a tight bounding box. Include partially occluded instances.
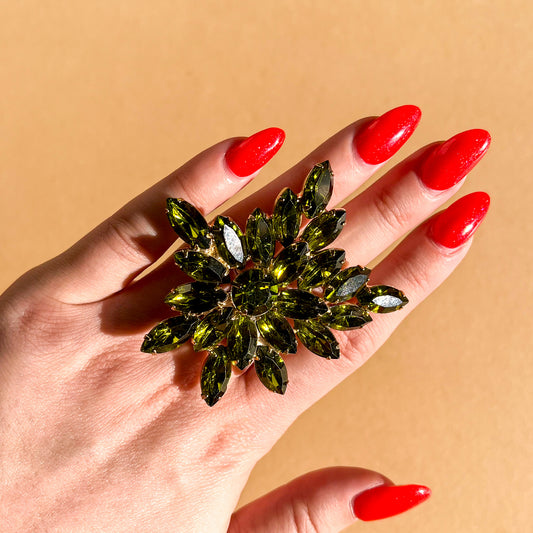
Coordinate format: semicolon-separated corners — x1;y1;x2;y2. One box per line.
242;192;490;419
32;128;286;304
337;129;491;265
228;467;430;532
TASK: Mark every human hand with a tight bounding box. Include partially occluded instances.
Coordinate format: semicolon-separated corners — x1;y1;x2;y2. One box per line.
0;105;490;531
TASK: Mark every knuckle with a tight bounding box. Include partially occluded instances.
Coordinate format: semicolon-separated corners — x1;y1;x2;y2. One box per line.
338;326;380;368
99;214;148;266
373;186;412;234
289;497;322;533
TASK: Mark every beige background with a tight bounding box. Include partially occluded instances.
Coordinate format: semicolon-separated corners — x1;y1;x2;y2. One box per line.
1;1;531;531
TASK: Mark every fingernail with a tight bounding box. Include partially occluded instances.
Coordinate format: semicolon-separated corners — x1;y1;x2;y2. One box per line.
353;484;431;521
430;191;490;248
355;105;421;165
419;129;491;190
225;127;285;178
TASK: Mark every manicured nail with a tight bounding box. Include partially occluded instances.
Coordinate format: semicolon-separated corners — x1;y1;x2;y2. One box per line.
225;127;285;178
430;191;490;248
420;129;491;191
355;105;421;165
353;484;431;521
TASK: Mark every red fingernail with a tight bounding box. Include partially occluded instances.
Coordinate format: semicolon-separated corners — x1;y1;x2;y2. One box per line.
225;127;285;178
430;191;490;248
420;129;491;190
355;105;421;165
353;484;431;521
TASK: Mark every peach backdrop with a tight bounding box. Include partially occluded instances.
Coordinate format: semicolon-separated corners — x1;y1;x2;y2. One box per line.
1;2;531;531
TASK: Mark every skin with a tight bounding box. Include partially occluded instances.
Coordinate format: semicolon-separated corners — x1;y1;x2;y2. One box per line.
0;117;477;532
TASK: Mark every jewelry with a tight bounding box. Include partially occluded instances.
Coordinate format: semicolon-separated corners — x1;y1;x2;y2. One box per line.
141;162;408;406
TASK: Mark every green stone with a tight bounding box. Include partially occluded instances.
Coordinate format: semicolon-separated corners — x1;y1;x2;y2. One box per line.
324;266;371;303
300;209;346;251
212;215;247;267
301;161;333;218
164;282;226;314
272;188;301;246
255;346;288;395
270;241;309;284
294;319;340;359
275;289;328;319
140;315;197;353
173;250;228;283
227;314;258;370
321;304;372;330
358;285;408;313
256;310;297;354
201;346;231;407
166;198;211;249
246;208;274;265
298;248;346;290
192;307;233;351
231;269;273;316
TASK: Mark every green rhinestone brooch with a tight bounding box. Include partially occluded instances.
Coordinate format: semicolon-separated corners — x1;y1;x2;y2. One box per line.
141;161;408;406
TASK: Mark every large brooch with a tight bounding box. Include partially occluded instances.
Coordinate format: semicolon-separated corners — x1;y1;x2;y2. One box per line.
141;162;408;406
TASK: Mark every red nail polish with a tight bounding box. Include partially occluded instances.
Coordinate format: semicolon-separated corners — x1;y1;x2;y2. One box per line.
353;484;431;521
430;192;490;248
225;127;285;177
355;105;421;165
420;129;491;190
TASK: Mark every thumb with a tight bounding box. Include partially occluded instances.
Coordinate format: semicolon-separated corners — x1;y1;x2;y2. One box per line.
229;467;431;533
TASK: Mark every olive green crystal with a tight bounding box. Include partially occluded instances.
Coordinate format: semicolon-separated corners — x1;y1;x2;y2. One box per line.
298;248;346;290
257;310;297;354
174;250;228;283
301;161;333;218
321;304;372;330
166;198;211;249
192;307;233;351
275;289;328;319
201;346;231;406
231;269;273;315
164;282;226;314
294;319;340;359
300;209;346;251
272;188;301;246
324;266;371;303
255;346;288;395
212;215;247;267
141;315;197;353
246;208;275;265
227;314;258;370
358;285;409;313
270;241;309;284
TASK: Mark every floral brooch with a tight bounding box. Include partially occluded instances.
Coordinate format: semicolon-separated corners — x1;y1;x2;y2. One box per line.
141;162;408;406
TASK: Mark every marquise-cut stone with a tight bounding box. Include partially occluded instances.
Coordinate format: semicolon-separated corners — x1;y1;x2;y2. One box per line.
294;319;340;359
358;285;408;313
301;161;333;218
227;314;258;370
324;266;371;303
270;241;309;284
231;269;272;316
255;346;288;395
256;310;297;354
164;282;226;314
275;289;328;319
192;307;233;351
321;304;372;330
298;248;346;290
212;215;246;267
174;250;228;283
246;208;275;265
141;315;197;353
201;346;231;407
272;188;301;246
300;209;346;251
166;198;211;249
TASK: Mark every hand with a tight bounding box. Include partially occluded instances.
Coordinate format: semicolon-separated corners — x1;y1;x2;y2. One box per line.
0;105;490;531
